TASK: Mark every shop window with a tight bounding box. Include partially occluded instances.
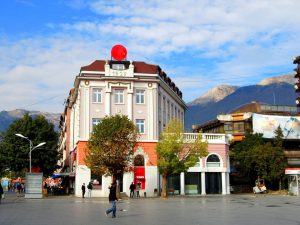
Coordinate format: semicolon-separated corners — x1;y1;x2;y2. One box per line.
206;154;220;167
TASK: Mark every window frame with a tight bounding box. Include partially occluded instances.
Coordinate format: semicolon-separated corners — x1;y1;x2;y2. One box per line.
92;88;102;103
136;119;145;134
114;89;124;104
136;89;145;104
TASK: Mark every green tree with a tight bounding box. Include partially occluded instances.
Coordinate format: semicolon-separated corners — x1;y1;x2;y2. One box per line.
274;126;284;148
86;115;139;189
0;114;60;177
156;118;208;198
231;133;265;181
231;132;286;189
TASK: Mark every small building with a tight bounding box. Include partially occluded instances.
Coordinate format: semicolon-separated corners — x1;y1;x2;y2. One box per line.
193;102;300;167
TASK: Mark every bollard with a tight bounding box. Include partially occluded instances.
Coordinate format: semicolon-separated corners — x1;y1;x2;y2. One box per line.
144;192;146;198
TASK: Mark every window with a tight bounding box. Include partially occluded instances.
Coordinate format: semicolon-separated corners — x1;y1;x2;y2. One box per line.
92;88;102;103
114;89;124;104
136;90;145;104
206;154;220;167
92;118;101;128
134;155;144;166
233;122;244;133
112;64;125;70
136;119;145;133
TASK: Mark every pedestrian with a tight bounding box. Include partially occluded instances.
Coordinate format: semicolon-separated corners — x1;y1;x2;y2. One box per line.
105;181;117;218
136;181;141;198
0;182;3;204
87;182;93;198
17;183;22;197
81;183;86;198
129;182;135;198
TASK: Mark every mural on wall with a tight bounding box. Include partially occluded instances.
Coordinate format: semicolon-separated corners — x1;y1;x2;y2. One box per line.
253;113;300;139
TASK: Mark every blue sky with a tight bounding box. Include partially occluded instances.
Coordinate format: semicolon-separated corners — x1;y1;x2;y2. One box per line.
0;0;300;113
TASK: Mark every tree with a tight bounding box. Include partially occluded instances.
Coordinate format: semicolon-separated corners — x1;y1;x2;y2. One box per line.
86;115;139;186
156;118;208;198
231;132;286;189
231;133;265;181
0;114;60;177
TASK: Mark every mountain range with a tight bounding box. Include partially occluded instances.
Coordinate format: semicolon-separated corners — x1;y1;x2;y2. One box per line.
0;109;61;132
0;74;297;133
185;74;297;130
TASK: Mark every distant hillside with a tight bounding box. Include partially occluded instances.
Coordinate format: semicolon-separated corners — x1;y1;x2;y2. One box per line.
188;85;239;106
0;109;60;132
185;74;297;130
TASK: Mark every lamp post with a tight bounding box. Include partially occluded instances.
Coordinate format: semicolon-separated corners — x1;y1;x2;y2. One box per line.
15;133;46;173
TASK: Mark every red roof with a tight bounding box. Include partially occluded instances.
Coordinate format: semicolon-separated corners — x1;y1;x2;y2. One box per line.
80;60;159;74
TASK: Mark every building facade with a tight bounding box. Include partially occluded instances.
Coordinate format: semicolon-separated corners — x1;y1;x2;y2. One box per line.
193;102;300;167
58;49;230;197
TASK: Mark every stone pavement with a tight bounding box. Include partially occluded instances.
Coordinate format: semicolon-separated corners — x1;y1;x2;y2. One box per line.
1;191;300;225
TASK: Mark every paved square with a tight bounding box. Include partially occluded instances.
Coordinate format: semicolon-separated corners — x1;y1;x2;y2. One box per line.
1;192;300;225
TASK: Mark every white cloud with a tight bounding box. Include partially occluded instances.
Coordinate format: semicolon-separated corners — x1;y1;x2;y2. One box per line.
1;0;300;112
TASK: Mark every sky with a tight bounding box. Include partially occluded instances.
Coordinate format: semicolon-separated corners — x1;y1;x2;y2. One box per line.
0;0;300;113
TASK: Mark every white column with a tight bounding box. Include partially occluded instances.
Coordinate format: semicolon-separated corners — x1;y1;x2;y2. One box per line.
84;87;90;139
105;92;111;116
222;172;226;195
180;172;185;195
201;172;206;195
148;89;154;140
226;172;230;194
127;92;133;120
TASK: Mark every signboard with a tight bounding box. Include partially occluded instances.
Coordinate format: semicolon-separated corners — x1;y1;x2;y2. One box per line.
25;173;43;198
252;113;300;139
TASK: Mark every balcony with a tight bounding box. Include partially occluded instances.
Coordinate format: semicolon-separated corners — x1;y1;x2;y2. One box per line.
183;133;229;144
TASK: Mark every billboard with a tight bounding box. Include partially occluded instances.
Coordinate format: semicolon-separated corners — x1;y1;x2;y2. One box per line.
252;113;300;139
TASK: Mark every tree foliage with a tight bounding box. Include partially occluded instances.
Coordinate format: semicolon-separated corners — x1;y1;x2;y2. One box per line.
156;118;208;197
231;131;286;189
0;114;60;177
86;115;139;178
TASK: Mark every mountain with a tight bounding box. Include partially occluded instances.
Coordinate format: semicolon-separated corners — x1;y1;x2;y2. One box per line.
185;74;297;130
188;85;239;106
0;109;61;132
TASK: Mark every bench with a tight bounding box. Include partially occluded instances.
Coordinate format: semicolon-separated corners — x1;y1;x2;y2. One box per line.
167;188;175;196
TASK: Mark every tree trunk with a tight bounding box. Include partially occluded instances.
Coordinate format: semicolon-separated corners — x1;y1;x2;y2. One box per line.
279;177;282;191
161;173;168;198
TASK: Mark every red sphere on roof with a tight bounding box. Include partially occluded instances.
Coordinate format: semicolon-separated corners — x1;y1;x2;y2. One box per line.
111;44;127;61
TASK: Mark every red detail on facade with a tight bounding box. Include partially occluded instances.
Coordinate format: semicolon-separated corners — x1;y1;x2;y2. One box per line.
111;44;127;61
134;167;145;189
31;166;40;173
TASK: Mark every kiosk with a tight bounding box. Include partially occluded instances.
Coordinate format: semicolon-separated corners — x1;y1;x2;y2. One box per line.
285;168;300;196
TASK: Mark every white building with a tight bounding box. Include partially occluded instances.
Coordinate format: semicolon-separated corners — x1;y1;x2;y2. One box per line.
58;47;230;197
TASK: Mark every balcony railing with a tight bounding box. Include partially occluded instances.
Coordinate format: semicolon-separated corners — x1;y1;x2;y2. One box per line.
183;133;229;144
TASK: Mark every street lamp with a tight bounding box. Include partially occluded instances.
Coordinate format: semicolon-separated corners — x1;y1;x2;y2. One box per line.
15;133;46;173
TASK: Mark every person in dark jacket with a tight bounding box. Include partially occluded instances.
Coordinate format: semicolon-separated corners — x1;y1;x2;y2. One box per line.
129;182;135;198
0;183;3;204
81;183;86;198
105;181;117;218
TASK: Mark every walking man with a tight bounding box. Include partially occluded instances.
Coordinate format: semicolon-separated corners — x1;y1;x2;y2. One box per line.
129;182;135;198
105;181;117;218
81;183;86;198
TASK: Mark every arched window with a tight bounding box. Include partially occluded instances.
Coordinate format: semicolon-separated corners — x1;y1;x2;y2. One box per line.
206;154;220;167
134;154;144;166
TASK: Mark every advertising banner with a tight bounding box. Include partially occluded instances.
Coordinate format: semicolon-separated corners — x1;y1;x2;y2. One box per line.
252;113;300;139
